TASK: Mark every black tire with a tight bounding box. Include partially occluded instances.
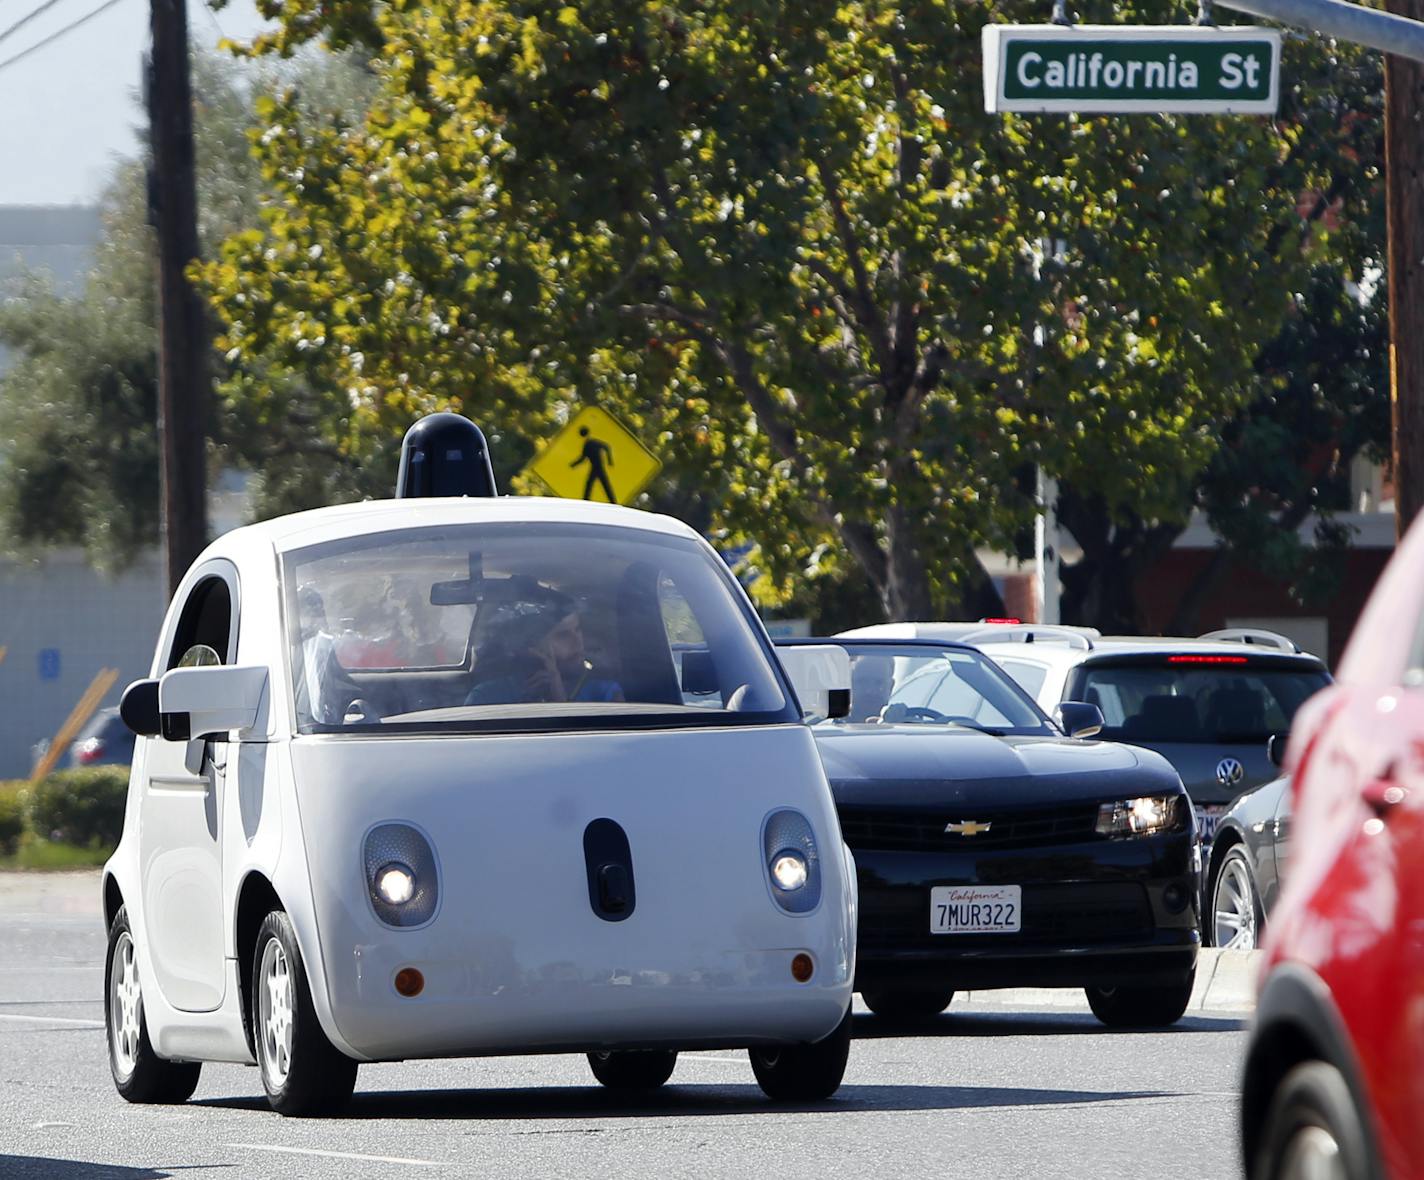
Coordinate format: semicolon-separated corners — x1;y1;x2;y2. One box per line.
105;905;202;1104
586;1050;678;1090
860;988;955;1022
1252;1061;1375;1180
1207;845;1265;950
750;1006;852;1102
251;910;358;1116
1086;969;1195;1028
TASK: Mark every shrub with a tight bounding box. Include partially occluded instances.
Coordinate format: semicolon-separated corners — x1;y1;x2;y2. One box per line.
26;766;130;849
0;783;24;856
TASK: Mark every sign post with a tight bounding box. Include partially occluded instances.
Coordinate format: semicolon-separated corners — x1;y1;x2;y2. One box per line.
983;25;1282;114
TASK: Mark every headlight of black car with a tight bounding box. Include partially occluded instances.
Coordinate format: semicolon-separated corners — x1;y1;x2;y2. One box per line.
1095;794;1186;837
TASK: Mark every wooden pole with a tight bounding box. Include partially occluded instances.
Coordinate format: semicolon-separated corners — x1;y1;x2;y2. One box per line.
1385;0;1424;538
148;0;209;595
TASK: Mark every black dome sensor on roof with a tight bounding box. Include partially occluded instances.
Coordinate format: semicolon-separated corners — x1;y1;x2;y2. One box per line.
395;412;498;499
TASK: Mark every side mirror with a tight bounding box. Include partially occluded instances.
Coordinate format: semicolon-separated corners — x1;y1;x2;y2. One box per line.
1057;700;1104;740
1268;732;1288;768
158;665;269;741
680;649;719;696
777;644;852;723
827;688;851;721
120;679;161;737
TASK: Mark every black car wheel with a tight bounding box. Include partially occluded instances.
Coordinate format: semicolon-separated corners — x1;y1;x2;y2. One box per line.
1086;969;1195;1028
586;1050;678;1090
1252;1061;1372;1180
750;1007;851;1101
252;910;358;1116
105;906;202;1104
860;988;955;1021
1210;846;1264;951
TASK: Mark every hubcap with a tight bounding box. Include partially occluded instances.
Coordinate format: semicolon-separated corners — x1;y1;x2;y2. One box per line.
258;938;295;1089
108;932;143;1080
1279;1125;1346;1180
1214;857;1258;951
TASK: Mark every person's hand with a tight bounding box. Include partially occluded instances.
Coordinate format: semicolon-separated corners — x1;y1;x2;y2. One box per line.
523;639;567;701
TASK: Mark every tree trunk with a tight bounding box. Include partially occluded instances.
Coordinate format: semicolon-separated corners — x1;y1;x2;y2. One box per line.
1056;486;1182;633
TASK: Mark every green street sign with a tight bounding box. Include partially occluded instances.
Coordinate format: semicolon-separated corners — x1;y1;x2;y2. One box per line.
982;25;1282;114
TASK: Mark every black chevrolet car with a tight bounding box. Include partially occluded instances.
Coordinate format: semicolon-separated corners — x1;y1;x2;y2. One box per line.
777;638;1200;1028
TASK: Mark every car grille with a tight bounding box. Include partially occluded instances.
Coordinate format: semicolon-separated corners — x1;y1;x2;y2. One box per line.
839;802;1101;853
858;882;1154;951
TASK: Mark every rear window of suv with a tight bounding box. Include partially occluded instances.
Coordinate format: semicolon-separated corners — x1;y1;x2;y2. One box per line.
1068;657;1329;744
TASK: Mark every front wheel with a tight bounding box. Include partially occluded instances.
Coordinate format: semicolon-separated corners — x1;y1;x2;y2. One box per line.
1086;969;1195;1028
586;1050;677;1090
1210;846;1264;950
252;910;358;1116
105;906;202;1104
860;988;955;1022
750;1007;851;1102
1251;1061;1373;1180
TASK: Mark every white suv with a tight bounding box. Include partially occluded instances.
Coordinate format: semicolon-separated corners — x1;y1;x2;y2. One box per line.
839;622;1331;843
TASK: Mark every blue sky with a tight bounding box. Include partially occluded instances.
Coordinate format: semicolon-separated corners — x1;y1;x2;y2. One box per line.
0;0;269;205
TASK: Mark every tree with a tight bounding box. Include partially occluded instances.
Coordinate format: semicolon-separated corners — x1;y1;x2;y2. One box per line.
1058;43;1387;632
0;52;377;570
203;0;1354;620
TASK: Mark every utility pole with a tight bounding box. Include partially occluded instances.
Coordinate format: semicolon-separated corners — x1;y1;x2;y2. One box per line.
148;0;209;596
1385;0;1424;539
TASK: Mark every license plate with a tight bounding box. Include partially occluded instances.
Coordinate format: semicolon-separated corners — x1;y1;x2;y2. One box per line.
1195;804;1229;842
930;885;1022;934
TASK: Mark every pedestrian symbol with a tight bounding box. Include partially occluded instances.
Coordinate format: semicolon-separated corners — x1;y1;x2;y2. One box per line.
526;406;662;505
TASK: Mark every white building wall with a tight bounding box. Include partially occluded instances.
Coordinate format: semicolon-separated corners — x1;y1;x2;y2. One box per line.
0;550;167;779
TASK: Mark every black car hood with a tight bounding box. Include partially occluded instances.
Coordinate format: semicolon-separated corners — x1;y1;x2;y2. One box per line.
811;724;1182;809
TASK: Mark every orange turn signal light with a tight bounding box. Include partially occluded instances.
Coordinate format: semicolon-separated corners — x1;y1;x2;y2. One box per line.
394;967;425;997
791;953;814;983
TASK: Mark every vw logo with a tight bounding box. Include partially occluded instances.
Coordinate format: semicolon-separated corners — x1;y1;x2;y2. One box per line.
1216;757;1245;786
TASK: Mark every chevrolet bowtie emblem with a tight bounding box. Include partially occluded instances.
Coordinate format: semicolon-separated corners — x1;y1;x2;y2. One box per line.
945;820;992;836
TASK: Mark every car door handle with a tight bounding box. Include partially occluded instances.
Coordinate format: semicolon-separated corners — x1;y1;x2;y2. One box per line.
1362;779;1408;816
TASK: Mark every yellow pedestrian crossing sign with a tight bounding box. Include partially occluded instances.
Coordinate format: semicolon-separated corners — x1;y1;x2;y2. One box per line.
527;406;662;505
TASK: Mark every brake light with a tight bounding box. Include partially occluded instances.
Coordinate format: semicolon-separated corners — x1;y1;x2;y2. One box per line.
1167;655;1249;664
981;618;1022;625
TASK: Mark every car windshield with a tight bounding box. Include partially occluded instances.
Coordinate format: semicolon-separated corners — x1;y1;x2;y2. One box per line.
795;642;1054;735
1070;659;1328;744
281;522;792;733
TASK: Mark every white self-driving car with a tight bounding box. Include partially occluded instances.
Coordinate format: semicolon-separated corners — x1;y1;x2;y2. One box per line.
103;493;855;1115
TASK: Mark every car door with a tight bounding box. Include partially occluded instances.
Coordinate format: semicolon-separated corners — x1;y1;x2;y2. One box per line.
138;564;238;1012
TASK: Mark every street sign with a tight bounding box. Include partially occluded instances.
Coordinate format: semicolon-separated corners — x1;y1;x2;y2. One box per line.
982;25;1282;114
527;406;662;505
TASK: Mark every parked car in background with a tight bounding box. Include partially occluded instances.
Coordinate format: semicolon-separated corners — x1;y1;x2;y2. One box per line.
1203;736;1290;952
1242;514;1424;1180
70;707;135;769
777;636;1201;1029
842;622;1331;846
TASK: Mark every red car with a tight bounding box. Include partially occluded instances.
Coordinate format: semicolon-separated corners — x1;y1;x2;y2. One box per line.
1242;515;1424;1180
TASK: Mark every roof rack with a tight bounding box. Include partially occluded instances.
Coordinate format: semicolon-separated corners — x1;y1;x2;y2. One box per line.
957;624;1097;651
1197;628;1301;653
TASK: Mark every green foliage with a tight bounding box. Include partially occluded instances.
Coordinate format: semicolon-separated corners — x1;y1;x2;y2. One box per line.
25;767;130;849
204;0;1370;620
0;784;24;856
0;51;380;569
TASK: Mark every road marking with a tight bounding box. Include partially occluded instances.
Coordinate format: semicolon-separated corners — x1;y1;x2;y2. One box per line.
0;1013;104;1028
681;1055;748;1065
225;1144;446;1167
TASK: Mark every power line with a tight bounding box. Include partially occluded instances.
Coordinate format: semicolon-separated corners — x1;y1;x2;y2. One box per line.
0;0;125;74
0;0;70;49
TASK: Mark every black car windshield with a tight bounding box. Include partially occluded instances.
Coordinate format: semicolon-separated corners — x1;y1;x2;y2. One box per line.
1071;659;1328;744
790;642;1055;735
282;522;794;734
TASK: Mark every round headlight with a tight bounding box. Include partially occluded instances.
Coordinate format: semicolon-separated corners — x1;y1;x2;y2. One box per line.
770;851;809;891
375;862;416;905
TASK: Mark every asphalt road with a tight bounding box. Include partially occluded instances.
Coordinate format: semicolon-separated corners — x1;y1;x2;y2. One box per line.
1;873;1251;1180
